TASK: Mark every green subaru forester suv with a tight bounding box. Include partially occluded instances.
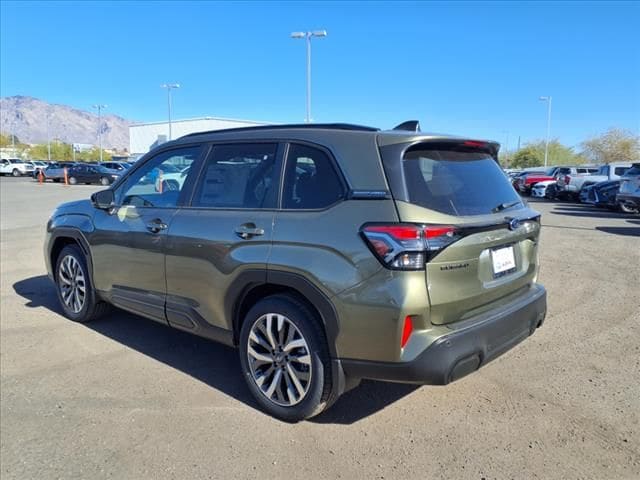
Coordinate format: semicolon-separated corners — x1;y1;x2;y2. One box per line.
45;123;546;421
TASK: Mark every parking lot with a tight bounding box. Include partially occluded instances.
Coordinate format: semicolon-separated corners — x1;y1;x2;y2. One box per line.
1;176;638;479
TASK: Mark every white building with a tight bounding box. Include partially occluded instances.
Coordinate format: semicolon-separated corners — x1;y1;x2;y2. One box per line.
129;116;270;157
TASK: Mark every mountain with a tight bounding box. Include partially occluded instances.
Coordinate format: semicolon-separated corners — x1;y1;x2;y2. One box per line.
0;96;132;151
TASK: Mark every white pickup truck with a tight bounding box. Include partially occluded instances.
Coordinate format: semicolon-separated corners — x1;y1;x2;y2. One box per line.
556;163;632;198
0;158;35;177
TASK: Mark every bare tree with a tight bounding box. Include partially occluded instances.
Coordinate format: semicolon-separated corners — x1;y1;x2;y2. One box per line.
581;128;640;164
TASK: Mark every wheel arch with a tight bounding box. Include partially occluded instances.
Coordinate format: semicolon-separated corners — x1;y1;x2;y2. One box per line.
49;228;94;284
227;270;340;358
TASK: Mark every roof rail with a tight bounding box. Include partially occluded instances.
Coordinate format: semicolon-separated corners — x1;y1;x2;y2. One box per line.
180;123;379;139
392;120;421;132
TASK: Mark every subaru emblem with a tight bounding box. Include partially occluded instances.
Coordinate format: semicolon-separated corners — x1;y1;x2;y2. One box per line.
508;218;521;230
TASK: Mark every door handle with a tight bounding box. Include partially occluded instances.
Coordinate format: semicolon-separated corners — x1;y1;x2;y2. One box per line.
235;224;265;239
146;219;168;234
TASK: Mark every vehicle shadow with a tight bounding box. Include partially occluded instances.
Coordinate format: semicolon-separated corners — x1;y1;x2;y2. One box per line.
12;275;418;424
550;206;638;220
595;226;640;237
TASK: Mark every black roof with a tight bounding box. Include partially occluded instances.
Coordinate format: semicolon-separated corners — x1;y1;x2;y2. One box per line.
180;123;379;139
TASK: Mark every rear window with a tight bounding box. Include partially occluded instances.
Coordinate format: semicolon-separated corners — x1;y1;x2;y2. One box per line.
402;146;521;216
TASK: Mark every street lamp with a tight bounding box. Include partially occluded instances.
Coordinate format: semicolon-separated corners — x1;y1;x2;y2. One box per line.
92;104;108;162
46;110;51;161
290;30;327;123
539;96;552;168
161;83;180;140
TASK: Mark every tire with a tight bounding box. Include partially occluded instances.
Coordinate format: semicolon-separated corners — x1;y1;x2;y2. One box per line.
619;202;639;214
68;176;77;185
12;169;20;177
239;294;333;422
54;244;110;322
100;176;110;186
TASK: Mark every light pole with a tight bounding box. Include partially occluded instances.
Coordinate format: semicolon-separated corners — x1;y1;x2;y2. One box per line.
46;111;51;161
539;96;552;167
92;104;107;162
291;30;327;123
161;83;180;140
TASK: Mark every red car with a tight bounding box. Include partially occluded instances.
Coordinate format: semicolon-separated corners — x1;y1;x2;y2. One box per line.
516;167;559;195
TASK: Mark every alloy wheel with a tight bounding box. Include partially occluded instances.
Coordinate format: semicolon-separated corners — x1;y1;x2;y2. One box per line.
247;313;312;407
58;255;86;313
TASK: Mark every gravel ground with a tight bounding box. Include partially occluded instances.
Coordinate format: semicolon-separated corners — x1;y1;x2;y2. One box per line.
1;177;639;480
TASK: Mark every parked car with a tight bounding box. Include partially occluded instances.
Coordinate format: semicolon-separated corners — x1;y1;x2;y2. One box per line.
579;180;621;209
0;158;35;176
28;160;49;177
39;162;77;182
616;163;640;213
516;167;560;195
531;180;556;198
511;170;543;191
45;123;546;421
100;161;132;172
67;164;121;186
556;163;630;199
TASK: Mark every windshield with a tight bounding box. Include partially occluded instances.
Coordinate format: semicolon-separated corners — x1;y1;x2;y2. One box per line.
403;147;522;216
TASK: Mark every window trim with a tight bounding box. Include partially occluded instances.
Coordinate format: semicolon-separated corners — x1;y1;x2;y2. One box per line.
185;141;284;210
113;143;209;209
278;140;349;212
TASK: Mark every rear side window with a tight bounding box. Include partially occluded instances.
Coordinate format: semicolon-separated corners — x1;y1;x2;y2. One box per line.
624;165;640;176
402;146;521;216
282;144;345;209
193;143;278;209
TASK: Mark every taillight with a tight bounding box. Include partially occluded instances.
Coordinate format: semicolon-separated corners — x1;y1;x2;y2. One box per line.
361;223;460;270
564;175;571;184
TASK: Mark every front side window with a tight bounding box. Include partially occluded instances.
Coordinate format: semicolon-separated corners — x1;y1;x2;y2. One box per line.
282;144;345;209
121;146;202;208
192;143;278;208
614;167;630;176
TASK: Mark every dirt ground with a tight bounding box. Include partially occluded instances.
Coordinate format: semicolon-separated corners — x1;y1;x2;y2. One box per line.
1;177;639;479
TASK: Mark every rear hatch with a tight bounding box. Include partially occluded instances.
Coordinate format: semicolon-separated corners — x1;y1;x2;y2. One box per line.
378;139;541;325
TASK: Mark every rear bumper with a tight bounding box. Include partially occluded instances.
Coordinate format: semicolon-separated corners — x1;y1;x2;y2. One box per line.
341;284;547;385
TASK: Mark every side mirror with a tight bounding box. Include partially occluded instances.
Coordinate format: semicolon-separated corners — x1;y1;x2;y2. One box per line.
91;189;115;210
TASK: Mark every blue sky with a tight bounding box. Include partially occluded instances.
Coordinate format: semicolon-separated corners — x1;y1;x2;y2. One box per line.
1;0;638;149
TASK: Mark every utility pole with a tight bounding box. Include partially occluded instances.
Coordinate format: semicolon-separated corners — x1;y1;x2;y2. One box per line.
539;96;552;167
92;104;107;162
46;112;51;161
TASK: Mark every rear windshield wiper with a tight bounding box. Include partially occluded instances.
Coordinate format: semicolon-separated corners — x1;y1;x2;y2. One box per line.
491;200;521;213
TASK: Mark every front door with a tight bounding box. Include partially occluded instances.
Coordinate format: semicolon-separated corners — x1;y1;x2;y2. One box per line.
90;145;205;323
164;142;282;336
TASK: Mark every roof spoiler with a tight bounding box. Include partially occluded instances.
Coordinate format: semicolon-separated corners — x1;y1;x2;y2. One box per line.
392;120;421;132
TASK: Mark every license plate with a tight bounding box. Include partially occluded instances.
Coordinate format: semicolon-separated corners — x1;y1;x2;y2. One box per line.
491;245;516;276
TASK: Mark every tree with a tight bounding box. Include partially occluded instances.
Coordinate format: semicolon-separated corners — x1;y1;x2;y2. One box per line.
0;133;21;147
508;139;584;168
581;128;640;164
509;145;542;168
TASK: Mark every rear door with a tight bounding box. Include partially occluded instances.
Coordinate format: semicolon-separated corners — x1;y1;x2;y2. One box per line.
164;142;281;334
380;141;541;325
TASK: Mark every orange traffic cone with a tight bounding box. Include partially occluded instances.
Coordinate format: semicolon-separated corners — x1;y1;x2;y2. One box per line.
64;167;69;186
38;169;44;185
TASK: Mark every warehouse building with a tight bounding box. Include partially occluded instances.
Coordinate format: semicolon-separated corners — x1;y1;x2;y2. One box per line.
129;116;270;158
